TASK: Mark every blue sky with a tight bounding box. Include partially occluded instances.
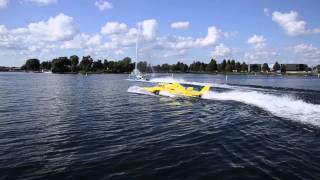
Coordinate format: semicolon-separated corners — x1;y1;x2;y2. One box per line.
0;0;320;66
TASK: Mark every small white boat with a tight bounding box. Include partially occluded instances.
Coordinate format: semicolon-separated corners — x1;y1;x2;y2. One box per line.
128;24;150;81
128;68;150;81
42;70;52;74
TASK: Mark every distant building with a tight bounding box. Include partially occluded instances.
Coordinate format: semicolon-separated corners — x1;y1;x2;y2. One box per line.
316;65;320;73
0;66;9;72
248;64;262;72
283;64;308;71
0;66;22;72
9;67;22;72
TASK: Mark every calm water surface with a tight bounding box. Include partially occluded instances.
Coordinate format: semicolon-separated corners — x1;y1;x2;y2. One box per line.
0;73;320;179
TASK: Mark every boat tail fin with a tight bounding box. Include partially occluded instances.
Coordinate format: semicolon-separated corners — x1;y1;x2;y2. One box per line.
199;85;210;95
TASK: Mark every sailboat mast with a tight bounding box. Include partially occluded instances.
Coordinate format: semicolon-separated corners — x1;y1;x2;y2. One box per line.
135;24;140;71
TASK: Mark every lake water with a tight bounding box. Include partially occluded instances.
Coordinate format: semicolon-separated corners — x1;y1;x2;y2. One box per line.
1;72;320;179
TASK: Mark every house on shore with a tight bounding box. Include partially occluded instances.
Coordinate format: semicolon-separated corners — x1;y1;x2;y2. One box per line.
283;64;308;72
0;66;22;72
248;64;262;72
314;65;320;73
9;67;22;72
0;66;9;72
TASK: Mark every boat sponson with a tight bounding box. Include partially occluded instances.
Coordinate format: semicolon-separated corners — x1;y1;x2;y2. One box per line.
144;83;210;97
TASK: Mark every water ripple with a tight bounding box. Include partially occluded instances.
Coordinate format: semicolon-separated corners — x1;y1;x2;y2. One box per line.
0;73;320;179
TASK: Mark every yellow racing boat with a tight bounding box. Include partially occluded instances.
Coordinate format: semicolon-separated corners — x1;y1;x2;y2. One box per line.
144;82;210;98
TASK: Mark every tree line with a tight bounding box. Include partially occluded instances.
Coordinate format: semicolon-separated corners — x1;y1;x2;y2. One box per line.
22;56;136;73
21;55;295;73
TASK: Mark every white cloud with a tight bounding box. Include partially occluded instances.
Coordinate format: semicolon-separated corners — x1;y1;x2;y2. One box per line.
1;14;233;65
0;13;77;44
0;13;77;59
100;22;128;35
211;43;231;57
163;49;187;58
155;26;222;52
247;35;266;49
148;26;227;58
140;19;158;41
0;25;7;33
290;44;320;64
244;50;278;64
195;26;220;47
0;26;23;50
24;0;57;6
223;31;238;38
292;43;316;54
94;0;113;11
101;27;137;55
171;21;190;29
100;19;158;53
155;35;194;51
272;11;320;36
113;28;138;46
0;27;57;56
144;26;226;58
61;34;102;49
84;45;113;58
245;35;278;63
0;0;8;8
87;34;102;46
25;13;77;41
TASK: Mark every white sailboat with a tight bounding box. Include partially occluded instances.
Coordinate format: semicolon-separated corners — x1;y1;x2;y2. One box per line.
128;25;149;81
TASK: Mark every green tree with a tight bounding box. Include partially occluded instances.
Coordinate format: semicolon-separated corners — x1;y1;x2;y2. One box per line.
106;60;116;72
24;59;40;71
70;55;79;72
80;56;93;72
189;61;196;72
103;59;111;71
92;60;104;71
199;62;206;72
120;57;132;73
280;64;286;73
231;60;236;71
161;63;170;72
225;60;231;72
225;63;232;72
220;60;227;72
138;61;148;73
40;61;51;70
59;57;71;66
262;63;270;72
241;62;248;72
190;61;202;72
206;59;217;72
235;62;241;72
273;61;280;72
153;65;161;72
176;62;188;72
52;58;70;73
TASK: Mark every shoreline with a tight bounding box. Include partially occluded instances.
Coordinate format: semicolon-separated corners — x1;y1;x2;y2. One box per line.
1;71;320;77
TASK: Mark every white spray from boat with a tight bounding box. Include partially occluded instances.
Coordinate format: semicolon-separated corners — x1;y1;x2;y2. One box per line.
202;90;320;127
127;86;154;96
128;76;320;127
